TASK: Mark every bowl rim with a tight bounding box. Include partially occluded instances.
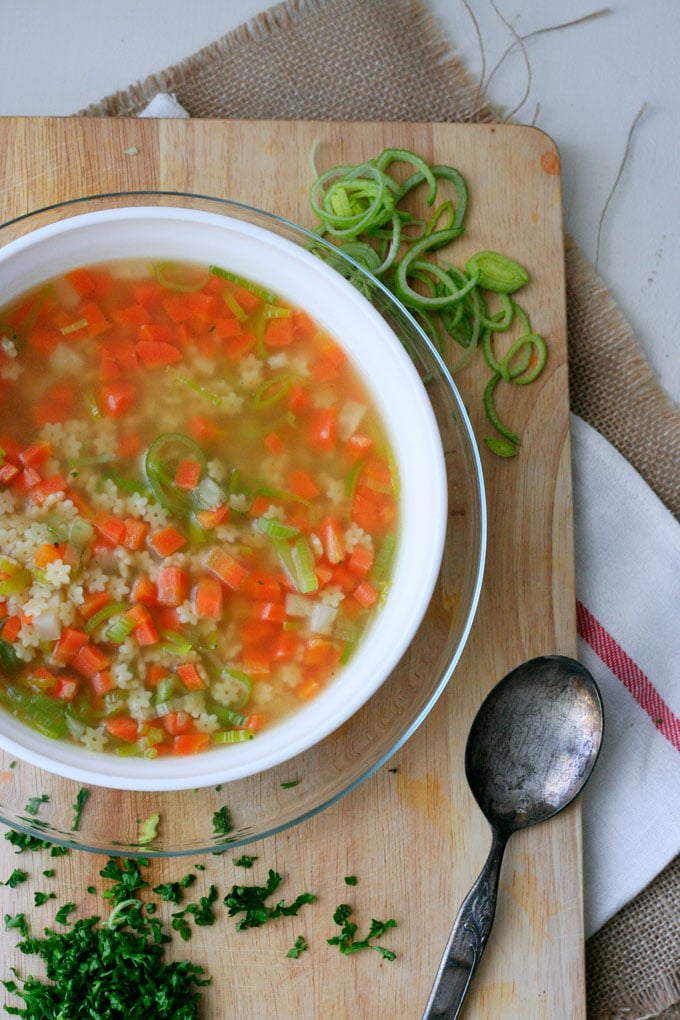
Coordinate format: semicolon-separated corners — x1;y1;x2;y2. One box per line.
0;194;474;792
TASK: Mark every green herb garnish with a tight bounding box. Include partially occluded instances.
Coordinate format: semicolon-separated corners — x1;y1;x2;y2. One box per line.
223;870;316;930
328;903;397;960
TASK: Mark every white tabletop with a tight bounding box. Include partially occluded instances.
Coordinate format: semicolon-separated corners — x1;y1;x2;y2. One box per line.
1;0;678;411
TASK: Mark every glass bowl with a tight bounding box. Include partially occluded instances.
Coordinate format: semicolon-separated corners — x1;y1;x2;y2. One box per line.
0;193;486;855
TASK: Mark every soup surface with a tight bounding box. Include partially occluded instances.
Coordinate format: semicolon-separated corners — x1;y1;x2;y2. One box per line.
0;259;398;759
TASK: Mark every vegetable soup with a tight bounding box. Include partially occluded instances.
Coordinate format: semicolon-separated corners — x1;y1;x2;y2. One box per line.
0;260;398;759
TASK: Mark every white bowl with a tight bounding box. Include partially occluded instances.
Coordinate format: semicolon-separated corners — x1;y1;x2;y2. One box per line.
0;204;448;791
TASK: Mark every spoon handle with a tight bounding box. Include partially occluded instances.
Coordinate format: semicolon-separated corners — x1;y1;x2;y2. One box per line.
422;828;508;1020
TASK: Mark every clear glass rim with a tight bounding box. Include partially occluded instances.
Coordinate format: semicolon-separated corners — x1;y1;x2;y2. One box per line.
0;190;487;856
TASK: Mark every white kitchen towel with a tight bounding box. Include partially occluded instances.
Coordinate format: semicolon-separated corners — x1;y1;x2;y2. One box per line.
572;413;680;937
138;95;680;939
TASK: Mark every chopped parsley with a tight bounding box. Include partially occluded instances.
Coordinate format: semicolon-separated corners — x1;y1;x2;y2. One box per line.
223;870;316;931
328;904;397;961
212;805;233;836
280;778;300;788
2;869;28;888
232;855;258;868
286;934;308;958
33;891;56;906
344;875;358;886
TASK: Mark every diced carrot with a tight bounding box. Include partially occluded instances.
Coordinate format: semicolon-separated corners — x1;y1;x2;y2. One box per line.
174;458;202;491
89;669;114;696
52;627;89;666
331;563;356;592
308;406;337;451
71;642;110;679
130;575;157;605
296;677;322;701
242;646;271;678
155;606;182;632
352;580;379;608
138;323;175;345
0;462;20;485
311;357;340;383
65;267;96;296
27;474;68;506
187;414;223;443
228;284;262;313
78;590;111;621
291;308;315;338
263;431;284;455
81;300;111;337
27;326;60;357
319;516;345;565
264;316;294;347
35;543;64;569
271;632;299;661
287;469;320;500
176;662;205;691
241;572;283;603
100;383;136;418
348;544;374;578
173;733;211;755
351;484;396;533
303;637;341;667
134;618;159;646
93;512;127;546
194;504;230;529
50;676;79;701
221;331;256;360
247;495;271;518
314;563;334;587
148;525;186;557
287;383;309;414
156;565;188;607
145;664;169;688
125;603;154;629
344;432;374;461
239;620;277;645
213;316;243;339
251;601;287;624
204;546;249;590
161;711;195;736
1;615;22;643
122;517;149;551
241;713;265;732
104;716;139;742
135;339;182;369
193;577;223;620
111;303;148;326
14;466;42;493
19;440;51;469
116;433;143;460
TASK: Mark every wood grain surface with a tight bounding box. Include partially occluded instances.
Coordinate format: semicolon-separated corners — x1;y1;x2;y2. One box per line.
0;118;579;1018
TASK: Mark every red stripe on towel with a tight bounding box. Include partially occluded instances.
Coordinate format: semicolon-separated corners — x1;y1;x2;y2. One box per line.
576;599;680;751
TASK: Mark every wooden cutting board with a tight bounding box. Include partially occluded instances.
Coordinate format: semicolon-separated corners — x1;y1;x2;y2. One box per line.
0;118;579;1018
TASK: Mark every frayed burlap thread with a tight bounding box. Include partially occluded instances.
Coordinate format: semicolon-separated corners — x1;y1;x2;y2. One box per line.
81;1;680;1015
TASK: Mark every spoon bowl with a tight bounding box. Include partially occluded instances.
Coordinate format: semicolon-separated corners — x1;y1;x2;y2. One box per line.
423;654;604;1019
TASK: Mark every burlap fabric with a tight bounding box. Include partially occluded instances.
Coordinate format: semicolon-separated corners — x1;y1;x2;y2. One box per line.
80;1;680;1014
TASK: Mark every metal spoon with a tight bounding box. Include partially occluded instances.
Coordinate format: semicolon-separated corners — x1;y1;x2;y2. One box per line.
423;654;604;1020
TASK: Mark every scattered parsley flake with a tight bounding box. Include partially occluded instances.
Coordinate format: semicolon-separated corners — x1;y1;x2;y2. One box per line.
212;806;233;837
286;934;308;958
233;855;258;868
224;870;316;931
280;778;300;788
328;904;397;961
42;869;55;878
3;869;29;888
55;902;76;925
344;875;358;886
33;891;56;906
